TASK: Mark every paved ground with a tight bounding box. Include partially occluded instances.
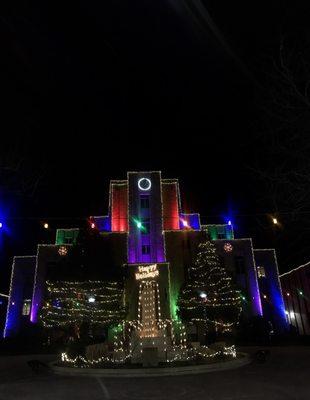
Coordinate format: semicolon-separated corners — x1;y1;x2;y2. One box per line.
0;347;309;399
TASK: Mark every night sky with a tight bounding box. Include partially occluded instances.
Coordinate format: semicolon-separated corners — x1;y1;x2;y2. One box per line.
1;1;310;293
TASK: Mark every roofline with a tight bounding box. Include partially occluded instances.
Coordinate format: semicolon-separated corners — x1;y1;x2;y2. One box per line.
13;255;36;259
254;248;276;252
279;261;310;277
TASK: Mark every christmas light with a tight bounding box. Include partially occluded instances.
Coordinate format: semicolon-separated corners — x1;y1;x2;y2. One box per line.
40;281;125;328
135;264;159;280
223;242;233;253
180;219;189;228
178;241;242;331
59;340;237;367
4;171;285;356
58;246;68;256
138;177;152;191
43;223;49;229
0;222;3;228
272;217;278;225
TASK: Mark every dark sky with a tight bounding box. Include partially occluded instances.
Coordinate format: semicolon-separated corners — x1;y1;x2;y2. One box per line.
0;0;309;291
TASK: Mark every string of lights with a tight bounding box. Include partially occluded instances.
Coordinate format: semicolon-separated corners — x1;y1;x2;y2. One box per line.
40;280;125;329
178;241;242;331
0;210;302;230
60;344;237;367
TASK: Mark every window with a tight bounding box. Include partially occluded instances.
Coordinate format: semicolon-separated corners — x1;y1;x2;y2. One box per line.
216;226;226;239
257;266;266;278
22;300;31;316
140;195;150;209
142;245;151;255
235;256;245;274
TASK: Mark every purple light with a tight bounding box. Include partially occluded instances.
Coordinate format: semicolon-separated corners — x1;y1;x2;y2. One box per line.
30;302;39;323
181;218;189;228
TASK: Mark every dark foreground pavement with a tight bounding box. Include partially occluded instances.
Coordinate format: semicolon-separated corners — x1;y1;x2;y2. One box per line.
0;347;309;400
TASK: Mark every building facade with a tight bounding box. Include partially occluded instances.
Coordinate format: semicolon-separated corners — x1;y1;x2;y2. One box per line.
280;262;310;335
3;171;287;338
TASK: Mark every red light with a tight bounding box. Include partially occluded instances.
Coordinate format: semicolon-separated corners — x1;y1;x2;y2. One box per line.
162;182;180;230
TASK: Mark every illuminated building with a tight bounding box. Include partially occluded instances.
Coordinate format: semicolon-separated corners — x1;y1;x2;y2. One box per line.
3;171;287;339
280;262;310;335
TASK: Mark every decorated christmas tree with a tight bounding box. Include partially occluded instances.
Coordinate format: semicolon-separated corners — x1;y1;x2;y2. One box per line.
178;240;241;334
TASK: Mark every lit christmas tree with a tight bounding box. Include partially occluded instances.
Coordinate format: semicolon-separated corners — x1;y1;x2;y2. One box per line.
178;241;241;335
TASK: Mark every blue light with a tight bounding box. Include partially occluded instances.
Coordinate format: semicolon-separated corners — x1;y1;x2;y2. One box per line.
228;220;232;226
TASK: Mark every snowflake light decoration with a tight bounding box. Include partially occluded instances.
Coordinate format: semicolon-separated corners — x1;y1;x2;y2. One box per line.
223;243;233;253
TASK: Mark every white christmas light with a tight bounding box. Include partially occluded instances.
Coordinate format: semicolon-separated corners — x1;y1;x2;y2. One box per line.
138;178;151;191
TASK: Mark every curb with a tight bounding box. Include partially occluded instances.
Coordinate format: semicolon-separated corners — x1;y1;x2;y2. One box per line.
51;353;251;378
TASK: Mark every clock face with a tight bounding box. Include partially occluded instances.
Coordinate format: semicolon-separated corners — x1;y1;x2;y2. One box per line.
138;177;151;191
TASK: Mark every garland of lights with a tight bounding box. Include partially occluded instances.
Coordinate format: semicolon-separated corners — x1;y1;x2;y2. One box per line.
40;280;125;329
60;343;237;367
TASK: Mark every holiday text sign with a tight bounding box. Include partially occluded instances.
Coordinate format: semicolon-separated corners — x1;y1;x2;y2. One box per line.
135;264;159;280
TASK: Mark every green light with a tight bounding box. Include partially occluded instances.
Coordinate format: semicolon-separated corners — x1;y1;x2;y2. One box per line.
299;291;303;296
242;296;246;301
133;217;145;231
